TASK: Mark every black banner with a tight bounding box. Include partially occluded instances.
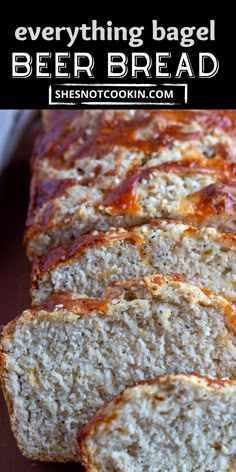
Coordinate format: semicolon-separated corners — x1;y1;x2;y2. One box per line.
0;14;234;108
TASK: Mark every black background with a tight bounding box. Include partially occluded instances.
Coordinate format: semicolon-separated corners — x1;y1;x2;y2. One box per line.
0;12;234;109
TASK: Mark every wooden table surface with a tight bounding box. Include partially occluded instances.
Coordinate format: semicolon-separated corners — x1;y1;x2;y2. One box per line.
0;115;85;471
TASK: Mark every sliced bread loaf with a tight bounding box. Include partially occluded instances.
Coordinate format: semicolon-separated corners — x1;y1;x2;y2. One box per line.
78;374;236;472
31;220;236;305
25;110;236;257
1;274;236;461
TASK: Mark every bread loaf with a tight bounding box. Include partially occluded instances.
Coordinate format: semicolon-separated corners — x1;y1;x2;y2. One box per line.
24;110;236;258
31;220;236;305
78;374;236;472
3;109;236;466
1;274;236;461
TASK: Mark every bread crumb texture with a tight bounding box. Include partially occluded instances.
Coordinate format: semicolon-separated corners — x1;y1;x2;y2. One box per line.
1;275;236;461
31;221;236;305
78;374;236;472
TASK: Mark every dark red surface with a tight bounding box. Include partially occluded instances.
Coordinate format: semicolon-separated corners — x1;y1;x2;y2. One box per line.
0;116;84;471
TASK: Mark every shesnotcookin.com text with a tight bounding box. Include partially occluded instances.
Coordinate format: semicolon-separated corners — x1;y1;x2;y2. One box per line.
48;83;187;105
54;88;174;100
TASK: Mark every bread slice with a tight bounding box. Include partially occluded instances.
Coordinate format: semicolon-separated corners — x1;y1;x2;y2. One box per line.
25;110;236;257
31;220;236;306
1;274;236;462
78;374;236;472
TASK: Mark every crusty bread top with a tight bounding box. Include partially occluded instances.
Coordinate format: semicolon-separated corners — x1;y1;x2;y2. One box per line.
179;182;236;226
25;110;236;248
31;219;236;278
3;273;236;331
40;110;236;164
41;109;236;138
31;227;144;276
32;108;236;184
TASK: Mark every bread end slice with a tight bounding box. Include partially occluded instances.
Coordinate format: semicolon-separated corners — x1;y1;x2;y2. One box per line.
78;374;236;472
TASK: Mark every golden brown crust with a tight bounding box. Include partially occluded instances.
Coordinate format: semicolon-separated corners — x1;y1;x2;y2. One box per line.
25;110;236;256
106;272;187;292
101;171;236;217
31;219;236;284
31;229;143;280
36;110;236;171
4;273;236;330
35;295;110;315
179;183;236;225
